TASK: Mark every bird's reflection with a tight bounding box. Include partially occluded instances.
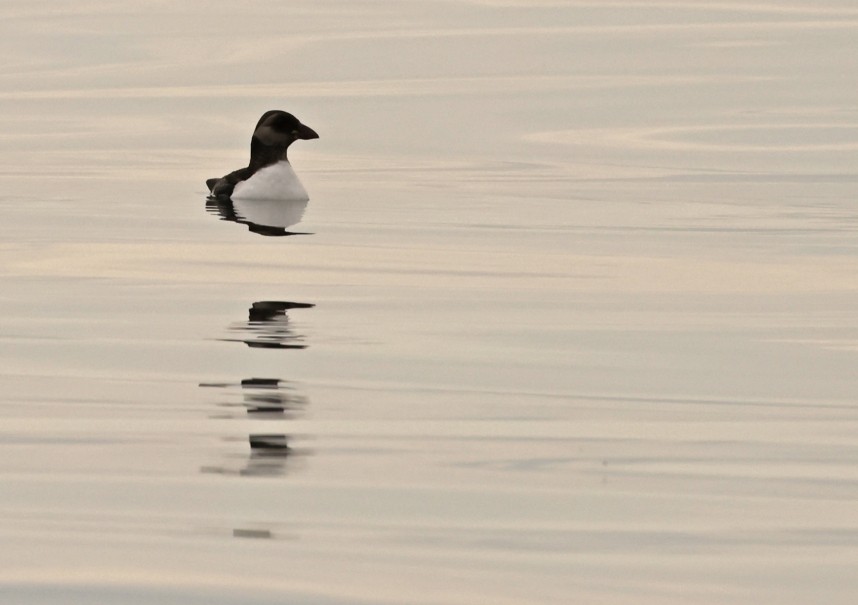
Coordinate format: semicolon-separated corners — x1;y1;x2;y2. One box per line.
220;301;315;349
242;433;294;477
200;377;307;418
205;197;312;237
204;302;314;475
242;437;302;477
202;177;317;477
199;435;308;478
199;378;309;477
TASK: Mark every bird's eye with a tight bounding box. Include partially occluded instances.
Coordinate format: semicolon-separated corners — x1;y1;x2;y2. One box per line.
291;130;298;136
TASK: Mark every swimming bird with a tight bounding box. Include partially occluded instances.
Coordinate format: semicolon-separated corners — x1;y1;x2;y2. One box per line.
206;110;319;201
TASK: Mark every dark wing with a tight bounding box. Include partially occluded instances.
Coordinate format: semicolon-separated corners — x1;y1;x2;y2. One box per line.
206;167;253;199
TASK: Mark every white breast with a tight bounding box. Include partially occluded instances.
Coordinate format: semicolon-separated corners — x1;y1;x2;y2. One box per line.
232;161;309;201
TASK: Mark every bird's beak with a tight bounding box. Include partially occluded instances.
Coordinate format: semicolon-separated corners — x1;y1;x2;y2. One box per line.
296;123;319;140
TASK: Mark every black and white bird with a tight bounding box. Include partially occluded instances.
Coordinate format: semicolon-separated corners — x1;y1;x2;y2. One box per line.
206;110;319;201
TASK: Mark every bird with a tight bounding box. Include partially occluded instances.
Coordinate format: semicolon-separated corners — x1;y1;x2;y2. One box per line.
206;110;319;201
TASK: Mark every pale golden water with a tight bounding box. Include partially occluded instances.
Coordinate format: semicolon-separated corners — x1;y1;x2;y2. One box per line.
2;2;858;604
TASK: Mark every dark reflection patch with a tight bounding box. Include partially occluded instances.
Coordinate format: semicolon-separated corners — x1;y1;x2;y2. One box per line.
218;300;315;349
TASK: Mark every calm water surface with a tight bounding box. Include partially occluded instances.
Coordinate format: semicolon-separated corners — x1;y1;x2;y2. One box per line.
2;1;858;603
